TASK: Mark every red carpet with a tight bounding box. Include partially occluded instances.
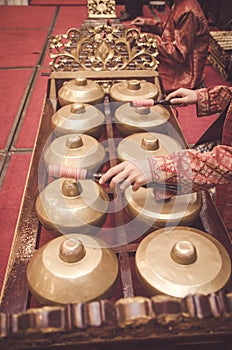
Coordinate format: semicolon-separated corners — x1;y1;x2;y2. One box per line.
0;69;32;149
0;153;32;290
30;0;86;4
52;5;88;31
0;5;55;28
0;3;232;298
0;29;50;67
15;69;50;149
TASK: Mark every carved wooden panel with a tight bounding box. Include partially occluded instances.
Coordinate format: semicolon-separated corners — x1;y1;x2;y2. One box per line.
87;0;117;19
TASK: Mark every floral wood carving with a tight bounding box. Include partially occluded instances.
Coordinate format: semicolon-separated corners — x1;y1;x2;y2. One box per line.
87;0;117;19
49;24;159;72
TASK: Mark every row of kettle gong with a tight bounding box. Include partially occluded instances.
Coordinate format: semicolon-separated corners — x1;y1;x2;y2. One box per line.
37;77;172;235
26;227;231;306
37;76;203;235
37;130;202;236
27;78;232;307
52;79;170;138
52;100;171;138
58;76;159;106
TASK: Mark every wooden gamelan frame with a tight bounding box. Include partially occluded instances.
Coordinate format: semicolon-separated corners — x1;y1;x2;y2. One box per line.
0;21;232;350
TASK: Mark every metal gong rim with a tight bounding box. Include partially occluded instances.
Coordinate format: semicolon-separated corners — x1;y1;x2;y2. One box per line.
43;133;106;171
110;79;159;102
117;132;183;161
135;226;231;297
51;103;105;137
115;103;170;132
36;179;109;234
124;186;202;227
27;234;118;305
58;77;105;105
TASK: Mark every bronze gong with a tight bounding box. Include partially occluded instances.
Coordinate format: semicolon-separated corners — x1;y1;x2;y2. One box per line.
124;186;202;229
43;134;106;172
109;79;159;103
135;226;231;298
51;102;105;138
27;234;118;305
58;77;105;106
36;179;109;235
117;132;184;162
115;103;170;136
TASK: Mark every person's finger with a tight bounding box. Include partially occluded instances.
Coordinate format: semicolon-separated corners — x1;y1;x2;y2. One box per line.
108;168;134;189
119;178;132;191
169;97;188;105
108;170;134;190
132;181;143;191
99;163;125;185
132;18;144;26
118;171;140;191
166;88;188;100
166;89;182;99
131;174;147;191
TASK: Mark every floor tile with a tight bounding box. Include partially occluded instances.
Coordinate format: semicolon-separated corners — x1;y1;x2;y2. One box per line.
0;153;32;291
0;5;56;29
15;68;50;149
0;69;33;150
0;29;49;67
52;5;88;30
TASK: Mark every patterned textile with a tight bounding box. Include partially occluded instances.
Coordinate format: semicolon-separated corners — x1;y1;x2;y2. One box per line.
197;86;232;234
149;145;232;191
143;0;210;93
149;85;232;233
193;140;220;153
196;86;232;119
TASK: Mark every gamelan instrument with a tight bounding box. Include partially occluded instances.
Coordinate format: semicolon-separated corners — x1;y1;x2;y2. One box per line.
27;234;118;305
109;79;159;103
130;98;172;108
135;226;231;298
35;178;109;235
51;102;105;138
58;77;105;106
114;102;170;136
43;134;106;172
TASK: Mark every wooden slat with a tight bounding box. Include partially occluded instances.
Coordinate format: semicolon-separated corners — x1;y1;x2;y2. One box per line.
0;98;54;314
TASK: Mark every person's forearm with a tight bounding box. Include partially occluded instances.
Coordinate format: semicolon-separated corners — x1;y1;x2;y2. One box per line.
148;145;232;194
196;86;232;116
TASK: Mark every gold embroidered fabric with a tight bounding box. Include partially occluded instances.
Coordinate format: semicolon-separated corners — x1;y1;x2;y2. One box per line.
146;0;210;92
149;85;232;233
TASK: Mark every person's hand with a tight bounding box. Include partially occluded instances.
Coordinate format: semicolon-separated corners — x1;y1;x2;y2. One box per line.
166;88;198;106
99;160;152;191
131;17;146;26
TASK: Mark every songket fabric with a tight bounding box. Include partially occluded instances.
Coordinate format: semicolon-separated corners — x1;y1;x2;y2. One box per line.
148;86;232;234
144;0;210;93
197;86;232;234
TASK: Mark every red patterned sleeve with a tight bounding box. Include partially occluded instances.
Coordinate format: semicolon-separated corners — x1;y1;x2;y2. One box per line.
154;11;196;63
148;145;232;194
196;86;232;116
141;18;164;36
